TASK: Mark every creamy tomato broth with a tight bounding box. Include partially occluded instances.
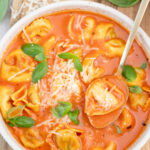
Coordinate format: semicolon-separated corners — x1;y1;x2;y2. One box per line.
0;10;150;150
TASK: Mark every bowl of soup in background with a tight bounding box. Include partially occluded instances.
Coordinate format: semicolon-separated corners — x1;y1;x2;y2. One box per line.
0;1;150;150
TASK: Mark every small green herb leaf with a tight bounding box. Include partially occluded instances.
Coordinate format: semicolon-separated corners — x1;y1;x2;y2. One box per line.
129;85;143;94
35;53;46;61
114;125;122;134
74;57;83;72
8;122;15;127
32;60;48;83
51;101;72;118
0;0;9;21
21;43;44;57
108;0;139;8
9;116;35;128
122;65;137;82
58;52;83;72
140;62;147;70
58;52;75;59
68;109;79;125
7;105;25;119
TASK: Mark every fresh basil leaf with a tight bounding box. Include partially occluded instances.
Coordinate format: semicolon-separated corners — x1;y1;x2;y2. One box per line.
21;43;44;57
8;122;15;127
122;65;137;82
58;52;83;72
0;0;9;21
58;52;75;59
51;101;72;118
140;62;147;70
9;116;35;128
68;109;79;125
129;85;143;94
109;0;139;8
7;105;25;119
32;60;48;83
114;125;122;134
35;53;46;61
74;57;83;72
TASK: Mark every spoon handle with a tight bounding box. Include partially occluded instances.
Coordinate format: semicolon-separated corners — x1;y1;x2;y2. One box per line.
117;0;150;75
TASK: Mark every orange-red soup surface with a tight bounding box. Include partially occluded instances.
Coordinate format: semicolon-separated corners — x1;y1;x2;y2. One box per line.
0;10;150;150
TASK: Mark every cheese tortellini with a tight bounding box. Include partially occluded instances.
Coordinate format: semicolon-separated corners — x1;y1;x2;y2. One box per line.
11;84;41;112
104;39;126;57
20;128;44;148
92;142;116;150
68;16;116;41
129;92;150;111
0;86;13;119
80;51;104;84
46;125;82;150
119;108;135;130
22;18;52;43
1;49;34;83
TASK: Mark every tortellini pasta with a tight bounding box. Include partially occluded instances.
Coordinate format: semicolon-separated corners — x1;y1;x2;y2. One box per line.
43;36;56;56
0;49;34;83
93;23;116;40
104;39;125;57
0;86;13;119
119;108;135;130
46;124;82;150
92;142;116;150
129;92;150;111
20;128;44;148
68;16;116;42
11;84;41;112
80;51;104;84
22;18;52;43
85;77;125;116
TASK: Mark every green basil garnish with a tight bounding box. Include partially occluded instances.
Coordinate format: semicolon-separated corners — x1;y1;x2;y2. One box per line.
21;43;48;83
140;62;147;70
35;52;47;61
114;125;122;134
8;116;35;128
58;52;83;72
74;57;83;72
7;105;25;119
21;43;44;58
129;85;143;94
122;65;137;82
32;60;48;83
0;0;9;21
51;102;72;118
68;109;79;125
109;0;139;8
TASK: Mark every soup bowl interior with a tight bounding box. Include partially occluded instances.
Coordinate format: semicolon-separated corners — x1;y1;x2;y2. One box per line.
0;1;150;150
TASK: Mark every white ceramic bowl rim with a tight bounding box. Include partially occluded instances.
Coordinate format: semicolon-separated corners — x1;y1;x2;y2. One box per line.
0;1;150;150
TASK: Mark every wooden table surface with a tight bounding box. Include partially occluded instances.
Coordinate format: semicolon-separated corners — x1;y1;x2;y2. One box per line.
0;0;150;150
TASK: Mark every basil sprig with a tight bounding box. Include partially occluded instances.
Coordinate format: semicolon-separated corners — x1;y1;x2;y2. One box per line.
114;124;122;134
109;0;139;8
58;52;83;72
52;102;72;118
122;65;137;82
8;116;35;128
0;0;9;21
21;43;48;83
68;109;79;125
129;85;143;94
52;101;80;124
7;105;25;119
140;62;147;70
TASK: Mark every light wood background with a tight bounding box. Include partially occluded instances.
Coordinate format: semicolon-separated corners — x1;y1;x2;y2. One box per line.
0;0;150;150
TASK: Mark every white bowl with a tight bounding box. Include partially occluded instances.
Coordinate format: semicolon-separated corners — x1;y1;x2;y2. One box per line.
0;1;150;150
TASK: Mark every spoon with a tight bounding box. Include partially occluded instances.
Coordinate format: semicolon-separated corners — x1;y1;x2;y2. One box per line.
87;0;150;128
